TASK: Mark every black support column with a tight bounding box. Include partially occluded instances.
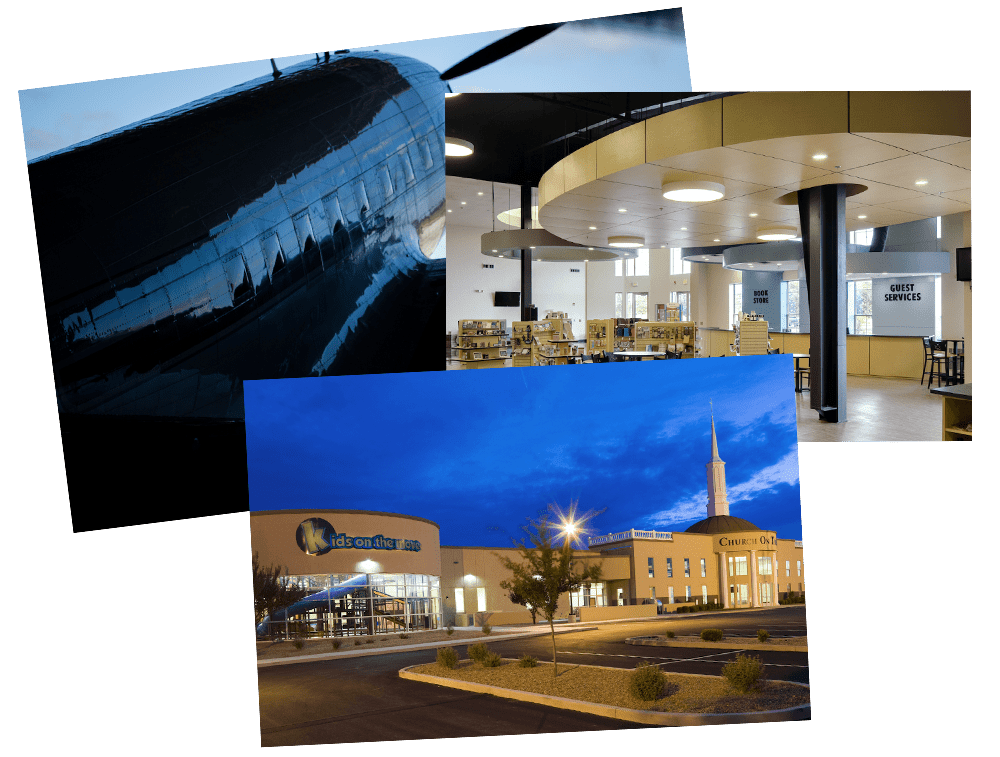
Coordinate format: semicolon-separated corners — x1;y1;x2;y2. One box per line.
797;184;848;423
519;183;533;321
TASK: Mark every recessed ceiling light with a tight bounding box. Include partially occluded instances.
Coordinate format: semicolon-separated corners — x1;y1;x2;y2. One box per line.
608;235;644;248
588;247;593;250
447;209;452;213
749;213;758;217
714;239;720;242
492;249;497;253
445;137;474;157
812;153;828;160
477;191;483;196
662;180;725;202
858;215;867;219
460;201;466;205
498;255;503;258
584;259;589;262
915;179;929;186
680;227;687;231
618;208;628;213
757;225;798;241
589;226;597;230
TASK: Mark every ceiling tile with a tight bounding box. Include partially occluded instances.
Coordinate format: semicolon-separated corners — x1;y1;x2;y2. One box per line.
922;140;971;170
731;132;910;171
844;153;971;194
651;145;829;187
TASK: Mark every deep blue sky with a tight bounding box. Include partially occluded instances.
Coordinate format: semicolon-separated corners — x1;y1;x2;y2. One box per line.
18;9;689;161
245;356;802;547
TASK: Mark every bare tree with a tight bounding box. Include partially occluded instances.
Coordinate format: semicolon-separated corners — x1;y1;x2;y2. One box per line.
253;551;310;627
496;504;601;678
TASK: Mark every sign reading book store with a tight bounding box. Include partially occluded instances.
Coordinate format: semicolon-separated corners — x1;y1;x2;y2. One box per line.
296;517;422;556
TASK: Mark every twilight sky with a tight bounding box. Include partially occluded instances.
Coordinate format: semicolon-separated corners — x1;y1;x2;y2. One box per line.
245;356;802;547
18;8;689;161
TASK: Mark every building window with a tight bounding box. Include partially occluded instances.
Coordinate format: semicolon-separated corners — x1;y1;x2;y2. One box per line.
668;586;674;604
758;555;772;576
454;588;464;613
670;247;690;274
780;280;801;332
849;228;873;245
847;279;872;335
785;560;790;577
634;293;648;319
729;282;743;327
760;582;772;605
615;292;623;317
650;586;656;599
729;556;748;576
635;249;650;276
797;560;802;576
666;558;673;578
669;291;690;321
477;587;486;612
648;557;655;578
615;260;623;277
684;558;690;578
700;558;707;577
702;586;708;605
685;586;691;602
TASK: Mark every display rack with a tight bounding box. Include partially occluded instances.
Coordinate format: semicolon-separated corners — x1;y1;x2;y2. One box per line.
635;321;697;358
456;319;507;365
586;319;614;354
512;319;581;366
730;313;770;356
614;318;642;352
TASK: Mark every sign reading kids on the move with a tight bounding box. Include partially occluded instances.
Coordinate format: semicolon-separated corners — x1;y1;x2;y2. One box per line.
296;517;422;556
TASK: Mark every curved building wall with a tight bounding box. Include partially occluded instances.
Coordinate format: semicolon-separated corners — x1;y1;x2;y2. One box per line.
251;509;441;576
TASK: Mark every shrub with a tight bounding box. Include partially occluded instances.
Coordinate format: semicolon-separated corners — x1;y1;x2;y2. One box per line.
354;639;362;646
436;647;459;669
467;642;490;663
722;654;766;693
665;630;675;639
446;626;455;636
481;623;492;636
331;640;342;650
519;654;538;668
293;640;304;650
481;650;503;667
628;662;666;702
365;638;374;644
757;629;769;643
700;628;724;642
399;634;409;640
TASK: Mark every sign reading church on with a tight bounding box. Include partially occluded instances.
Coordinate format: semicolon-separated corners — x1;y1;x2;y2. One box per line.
296;517;422;557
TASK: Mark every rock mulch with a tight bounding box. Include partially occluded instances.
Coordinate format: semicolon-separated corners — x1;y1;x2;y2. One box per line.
255;629;517;660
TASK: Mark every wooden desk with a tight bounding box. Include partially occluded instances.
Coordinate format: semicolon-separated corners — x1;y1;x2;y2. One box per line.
930;383;972;441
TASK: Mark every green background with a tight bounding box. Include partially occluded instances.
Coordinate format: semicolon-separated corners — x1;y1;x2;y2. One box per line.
0;0;997;755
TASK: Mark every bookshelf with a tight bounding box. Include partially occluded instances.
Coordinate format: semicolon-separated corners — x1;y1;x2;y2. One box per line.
456;319;508;365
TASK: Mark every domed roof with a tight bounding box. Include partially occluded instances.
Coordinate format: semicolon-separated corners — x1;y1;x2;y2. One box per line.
685;515;761;534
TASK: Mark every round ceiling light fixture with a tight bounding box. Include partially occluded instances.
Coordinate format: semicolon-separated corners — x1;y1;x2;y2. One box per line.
608;235;645;248
445;137;474;157
756;225;798;241
662;180;725;202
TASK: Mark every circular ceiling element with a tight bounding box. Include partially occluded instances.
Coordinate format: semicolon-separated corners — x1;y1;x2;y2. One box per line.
608;235;645;248
774;183;868;205
497;206;540;228
445;137;474;157
756;225;798;241
482;229;632;261
661;180;726;202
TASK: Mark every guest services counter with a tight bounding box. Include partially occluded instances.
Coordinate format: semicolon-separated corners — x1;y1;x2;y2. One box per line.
699;329;929;379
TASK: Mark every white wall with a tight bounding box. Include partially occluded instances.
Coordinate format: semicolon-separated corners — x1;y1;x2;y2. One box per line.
445;225;521;332
691;263;742;329
444;224;586;333
939;211;970;342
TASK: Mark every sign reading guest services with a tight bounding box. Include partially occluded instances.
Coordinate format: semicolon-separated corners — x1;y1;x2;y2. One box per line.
296;517;422;556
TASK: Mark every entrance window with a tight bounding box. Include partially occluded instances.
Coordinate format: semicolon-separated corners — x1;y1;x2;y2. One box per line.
477;588;486;613
758;555;773;576
454;588;465;613
729;556;748;576
760;582;772;605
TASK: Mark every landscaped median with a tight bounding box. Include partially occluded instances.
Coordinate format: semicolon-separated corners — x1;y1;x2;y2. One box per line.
626;633;808;654
400;658;810;726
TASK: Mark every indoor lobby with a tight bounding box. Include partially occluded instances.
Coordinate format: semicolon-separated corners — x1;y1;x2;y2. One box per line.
443;92;971;443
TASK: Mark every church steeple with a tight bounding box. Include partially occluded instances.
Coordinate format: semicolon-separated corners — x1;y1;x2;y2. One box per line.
706;403;730;517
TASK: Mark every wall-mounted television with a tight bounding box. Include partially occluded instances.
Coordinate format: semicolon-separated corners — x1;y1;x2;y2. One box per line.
956;247;971;282
494;291;520;307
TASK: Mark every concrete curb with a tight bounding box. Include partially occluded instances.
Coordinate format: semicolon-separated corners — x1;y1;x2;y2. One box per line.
398;664;810;726
257;625;600;667
626;637;808;654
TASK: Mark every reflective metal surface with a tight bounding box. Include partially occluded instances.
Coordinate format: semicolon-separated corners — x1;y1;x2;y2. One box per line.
26;52;446;529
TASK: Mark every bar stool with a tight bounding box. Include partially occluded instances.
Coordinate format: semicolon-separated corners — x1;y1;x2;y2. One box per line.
923;337;949;387
795;366;810;392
